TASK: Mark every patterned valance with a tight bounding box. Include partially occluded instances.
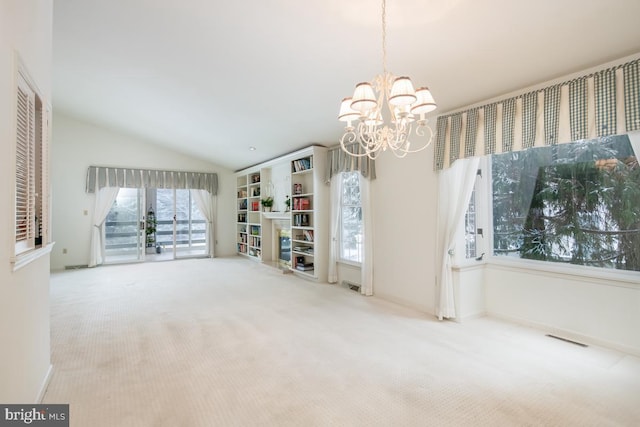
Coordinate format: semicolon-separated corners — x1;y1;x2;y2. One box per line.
434;57;640;170
326;144;377;182
86;166;218;195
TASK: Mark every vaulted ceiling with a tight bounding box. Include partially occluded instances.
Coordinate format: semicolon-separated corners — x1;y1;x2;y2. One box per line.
53;0;640;170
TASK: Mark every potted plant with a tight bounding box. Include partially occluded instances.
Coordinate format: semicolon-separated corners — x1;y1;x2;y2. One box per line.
145;206;157;253
261;196;274;212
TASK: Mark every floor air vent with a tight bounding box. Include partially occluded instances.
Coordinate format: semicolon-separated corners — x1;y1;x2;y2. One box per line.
341;280;361;292
65;265;89;270
546;334;588;347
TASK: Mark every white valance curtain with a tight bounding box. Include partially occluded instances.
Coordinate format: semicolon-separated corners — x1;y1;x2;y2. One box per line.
434;57;640;170
86;166;218;195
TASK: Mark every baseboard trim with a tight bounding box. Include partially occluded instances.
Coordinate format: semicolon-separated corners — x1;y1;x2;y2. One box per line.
488;312;640;357
36;364;53;403
455;311;487;323
374;291;433;316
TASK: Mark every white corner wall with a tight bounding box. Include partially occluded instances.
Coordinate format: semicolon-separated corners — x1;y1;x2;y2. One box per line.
50;113;237;270
485;263;640;355
371;148;439;314
0;0;53;403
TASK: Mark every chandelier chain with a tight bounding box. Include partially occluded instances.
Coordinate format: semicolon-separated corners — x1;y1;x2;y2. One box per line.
381;0;387;76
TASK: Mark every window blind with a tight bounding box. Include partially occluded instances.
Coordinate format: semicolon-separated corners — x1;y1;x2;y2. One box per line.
15;75;36;254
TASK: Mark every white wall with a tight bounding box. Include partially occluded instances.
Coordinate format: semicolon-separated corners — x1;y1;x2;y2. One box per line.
51;113;237;270
0;0;53;403
371;148;439;314
485;263;640;355
266;161;291;213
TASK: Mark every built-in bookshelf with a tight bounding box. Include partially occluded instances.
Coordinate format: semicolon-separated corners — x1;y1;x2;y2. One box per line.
291;154;317;278
234;146;327;282
236;173;262;260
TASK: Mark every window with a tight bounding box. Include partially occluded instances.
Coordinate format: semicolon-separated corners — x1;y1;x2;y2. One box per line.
463;170;483;260
339;172;363;264
491;135;639;272
15;65;48;257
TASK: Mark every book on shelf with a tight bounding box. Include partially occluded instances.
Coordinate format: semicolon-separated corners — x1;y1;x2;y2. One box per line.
303;229;314;242
292;157;312;172
295;263;314;271
293;214;310;227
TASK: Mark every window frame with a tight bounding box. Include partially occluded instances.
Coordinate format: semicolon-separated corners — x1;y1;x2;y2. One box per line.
11;53;52;270
482;135;640;284
455;158;488;267
338;171;363;266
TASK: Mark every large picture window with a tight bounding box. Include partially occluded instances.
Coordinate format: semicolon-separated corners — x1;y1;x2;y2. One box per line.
339;172;363;264
491;134;639;272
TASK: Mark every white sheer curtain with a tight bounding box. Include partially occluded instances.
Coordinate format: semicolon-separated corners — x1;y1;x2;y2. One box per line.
191;189;216;258
89;187;119;267
629;131;640;158
359;173;373;296
328;174;343;283
436;157;480;320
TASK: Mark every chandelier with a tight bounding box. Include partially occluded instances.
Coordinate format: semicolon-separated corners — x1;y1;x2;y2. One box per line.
338;0;437;159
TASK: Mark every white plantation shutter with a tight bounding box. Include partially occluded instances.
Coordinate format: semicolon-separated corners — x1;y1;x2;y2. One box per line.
15;74;36;254
39;106;50;245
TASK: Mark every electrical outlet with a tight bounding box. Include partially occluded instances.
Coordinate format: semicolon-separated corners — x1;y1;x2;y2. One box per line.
62;248;68;254
83;209;88;216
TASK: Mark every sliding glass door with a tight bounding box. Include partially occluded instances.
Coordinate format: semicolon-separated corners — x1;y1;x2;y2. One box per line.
104;188;145;263
153;189;208;260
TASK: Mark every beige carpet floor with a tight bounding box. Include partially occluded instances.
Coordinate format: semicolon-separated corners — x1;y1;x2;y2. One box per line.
44;257;640;426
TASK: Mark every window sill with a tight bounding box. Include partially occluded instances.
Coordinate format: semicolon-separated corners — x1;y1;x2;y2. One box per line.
487;255;640;288
11;242;55;272
338;259;361;269
451;262;485;272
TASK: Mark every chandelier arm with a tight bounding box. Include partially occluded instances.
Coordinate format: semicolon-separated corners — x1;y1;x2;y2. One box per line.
341;128;374;158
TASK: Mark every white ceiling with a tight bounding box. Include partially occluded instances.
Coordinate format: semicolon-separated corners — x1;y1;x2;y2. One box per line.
53;0;640;171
